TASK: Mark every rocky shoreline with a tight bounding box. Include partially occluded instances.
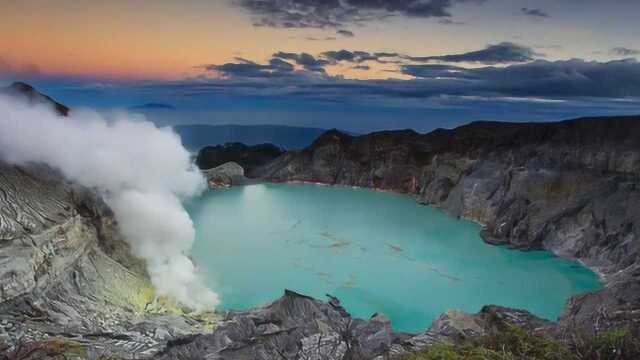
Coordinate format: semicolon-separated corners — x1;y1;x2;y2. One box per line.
0;159;550;359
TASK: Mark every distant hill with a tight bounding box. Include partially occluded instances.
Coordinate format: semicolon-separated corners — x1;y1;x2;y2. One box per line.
129;102;176;110
1;82;69;116
196;143;283;172
174;124;335;151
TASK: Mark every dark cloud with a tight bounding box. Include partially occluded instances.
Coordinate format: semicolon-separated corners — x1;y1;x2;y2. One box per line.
203;56;640;103
319;50;402;64
400;59;640;98
212;49;398;78
236;0;484;28
337;29;355;37
375;52;401;58
205;57;298;78
407;42;539;64
352;65;371;70
610;47;640;57
521;7;549;18
272;51;329;72
400;64;468;78
321;49;379;62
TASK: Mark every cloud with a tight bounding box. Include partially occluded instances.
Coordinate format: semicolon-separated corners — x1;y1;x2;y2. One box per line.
320;49;402;64
0;94;218;311
321;49;379;62
400;58;640;98
235;0;484;29
305;36;337;41
198;56;640;102
205;49;402;80
272;51;330;72
610;47;640;57
407;42;539;64
337;29;355;37
521;7;549;18
375;52;402;58
400;63;468;78
352;64;371;70
204;56;299;78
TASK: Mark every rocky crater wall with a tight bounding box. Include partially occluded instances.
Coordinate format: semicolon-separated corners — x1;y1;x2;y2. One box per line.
253;117;640;335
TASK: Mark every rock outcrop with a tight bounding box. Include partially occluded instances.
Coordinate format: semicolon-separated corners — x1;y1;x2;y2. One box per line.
154;290;554;360
253;118;640;335
201;161;247;188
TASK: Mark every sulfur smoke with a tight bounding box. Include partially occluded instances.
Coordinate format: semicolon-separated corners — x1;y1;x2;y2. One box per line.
0;95;219;311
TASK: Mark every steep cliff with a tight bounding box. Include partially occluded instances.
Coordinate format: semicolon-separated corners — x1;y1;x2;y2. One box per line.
253;117;640;335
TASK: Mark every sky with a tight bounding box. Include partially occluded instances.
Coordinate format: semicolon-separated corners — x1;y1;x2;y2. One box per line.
1;0;640;132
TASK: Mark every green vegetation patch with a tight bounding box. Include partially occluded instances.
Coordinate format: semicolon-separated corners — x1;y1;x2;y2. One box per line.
405;326;640;360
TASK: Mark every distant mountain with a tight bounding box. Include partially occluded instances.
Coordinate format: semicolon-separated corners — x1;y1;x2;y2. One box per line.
1;82;69;116
174;124;337;151
129;102;176;110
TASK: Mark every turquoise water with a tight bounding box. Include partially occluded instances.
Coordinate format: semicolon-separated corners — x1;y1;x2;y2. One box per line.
188;184;601;333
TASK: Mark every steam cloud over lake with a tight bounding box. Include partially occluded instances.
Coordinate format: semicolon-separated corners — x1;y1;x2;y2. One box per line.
0;95;218;310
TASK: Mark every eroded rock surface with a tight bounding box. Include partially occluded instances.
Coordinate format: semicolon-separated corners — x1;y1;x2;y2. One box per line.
202;161;247;188
0;162;218;359
154;291;564;360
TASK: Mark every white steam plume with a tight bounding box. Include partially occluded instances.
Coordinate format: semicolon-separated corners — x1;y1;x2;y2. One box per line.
0;95;219;310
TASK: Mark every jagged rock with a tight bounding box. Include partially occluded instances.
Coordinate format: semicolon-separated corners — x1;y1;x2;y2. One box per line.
428;309;486;341
201;161;246;188
155;290;402;360
154;292;561;360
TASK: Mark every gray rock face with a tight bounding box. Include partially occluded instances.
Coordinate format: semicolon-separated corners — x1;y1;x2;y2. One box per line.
156;292;562;360
2;84;638;358
201;161;247;188
157;290;399;360
253;118;640;335
0;162;216;359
